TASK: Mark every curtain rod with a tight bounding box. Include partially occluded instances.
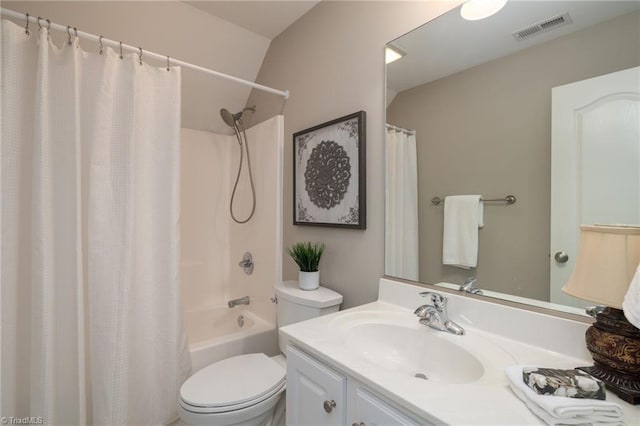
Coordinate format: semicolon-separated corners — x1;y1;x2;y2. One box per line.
386;123;416;135
1;7;290;99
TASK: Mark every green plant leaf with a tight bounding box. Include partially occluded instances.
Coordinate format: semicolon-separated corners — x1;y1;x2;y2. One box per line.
287;241;325;272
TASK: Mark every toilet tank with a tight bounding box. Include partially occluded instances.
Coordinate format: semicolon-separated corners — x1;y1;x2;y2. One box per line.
275;280;343;354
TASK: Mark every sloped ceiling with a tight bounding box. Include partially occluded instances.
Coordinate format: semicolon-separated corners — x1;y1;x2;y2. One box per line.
186;1;319;39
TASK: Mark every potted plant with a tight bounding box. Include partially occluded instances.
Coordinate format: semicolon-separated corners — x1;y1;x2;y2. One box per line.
288;242;325;290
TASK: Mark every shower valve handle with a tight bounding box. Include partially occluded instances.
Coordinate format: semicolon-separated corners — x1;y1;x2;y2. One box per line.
238;252;254;275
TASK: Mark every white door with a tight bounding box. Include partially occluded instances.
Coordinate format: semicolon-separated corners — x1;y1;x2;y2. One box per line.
551;66;640;306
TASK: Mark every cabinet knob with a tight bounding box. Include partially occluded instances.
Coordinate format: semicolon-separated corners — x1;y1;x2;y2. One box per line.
352;423;365;426
323;399;336;413
554;251;569;263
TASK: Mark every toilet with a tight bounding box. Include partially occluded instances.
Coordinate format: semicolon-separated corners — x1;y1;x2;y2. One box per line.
178;280;343;426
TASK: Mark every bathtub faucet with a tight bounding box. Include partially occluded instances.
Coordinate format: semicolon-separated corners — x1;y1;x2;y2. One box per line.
228;296;250;308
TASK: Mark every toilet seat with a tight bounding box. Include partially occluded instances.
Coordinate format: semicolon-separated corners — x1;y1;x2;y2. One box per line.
179;381;285;414
179;353;286;414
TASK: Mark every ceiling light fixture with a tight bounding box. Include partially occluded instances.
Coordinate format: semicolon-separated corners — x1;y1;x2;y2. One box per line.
385;45;406;64
461;0;508;21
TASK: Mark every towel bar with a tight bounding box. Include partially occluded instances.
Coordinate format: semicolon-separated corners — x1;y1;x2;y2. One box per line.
431;195;516;206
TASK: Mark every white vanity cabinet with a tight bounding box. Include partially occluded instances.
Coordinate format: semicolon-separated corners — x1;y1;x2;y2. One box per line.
287;345;347;425
287;345;428;426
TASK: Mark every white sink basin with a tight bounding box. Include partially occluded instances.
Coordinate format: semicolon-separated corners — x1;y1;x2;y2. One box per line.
329;310;514;384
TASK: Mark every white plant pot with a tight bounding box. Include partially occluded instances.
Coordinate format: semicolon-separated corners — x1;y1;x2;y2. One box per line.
298;271;320;291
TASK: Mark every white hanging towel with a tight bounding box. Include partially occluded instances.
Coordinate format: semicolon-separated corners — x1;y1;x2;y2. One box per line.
442;195;484;269
623;264;640;329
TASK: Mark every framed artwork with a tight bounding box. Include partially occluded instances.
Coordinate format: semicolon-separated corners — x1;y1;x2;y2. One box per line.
293;111;366;229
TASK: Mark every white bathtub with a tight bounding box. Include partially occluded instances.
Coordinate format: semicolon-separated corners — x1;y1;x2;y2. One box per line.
184;306;279;372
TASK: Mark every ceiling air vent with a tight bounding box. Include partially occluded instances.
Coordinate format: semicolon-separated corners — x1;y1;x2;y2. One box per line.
512;12;573;41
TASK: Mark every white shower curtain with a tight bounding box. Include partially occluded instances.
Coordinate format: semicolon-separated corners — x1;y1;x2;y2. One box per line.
1;20;191;425
385;125;419;281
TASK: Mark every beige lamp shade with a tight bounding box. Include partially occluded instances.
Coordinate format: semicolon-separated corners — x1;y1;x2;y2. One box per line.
562;225;640;308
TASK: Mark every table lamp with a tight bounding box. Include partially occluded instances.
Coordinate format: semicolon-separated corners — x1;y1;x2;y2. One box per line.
562;224;640;404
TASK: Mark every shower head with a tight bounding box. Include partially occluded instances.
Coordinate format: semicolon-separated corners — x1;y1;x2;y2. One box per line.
220;106;257;128
220;108;239;128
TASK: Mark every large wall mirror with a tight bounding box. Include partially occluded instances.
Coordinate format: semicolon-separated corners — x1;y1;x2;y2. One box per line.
385;0;640;314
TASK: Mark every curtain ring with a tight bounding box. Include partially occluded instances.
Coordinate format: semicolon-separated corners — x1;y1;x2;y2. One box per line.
99;35;104;55
46;19;51;40
67;26;73;46
138;47;143;66
37;16;43;31
25;13;30;35
166;56;170;72
73;27;78;47
119;41;123;59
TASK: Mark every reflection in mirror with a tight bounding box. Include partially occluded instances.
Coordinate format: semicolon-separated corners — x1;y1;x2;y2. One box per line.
385;1;640;314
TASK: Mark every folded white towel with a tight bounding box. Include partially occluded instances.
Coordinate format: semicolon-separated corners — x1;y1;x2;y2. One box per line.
505;366;625;426
622;264;640;329
442;195;483;269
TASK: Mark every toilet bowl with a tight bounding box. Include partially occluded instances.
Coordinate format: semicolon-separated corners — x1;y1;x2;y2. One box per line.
178;281;343;426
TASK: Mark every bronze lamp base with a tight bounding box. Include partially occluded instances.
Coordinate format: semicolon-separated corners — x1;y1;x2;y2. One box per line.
577;307;640;404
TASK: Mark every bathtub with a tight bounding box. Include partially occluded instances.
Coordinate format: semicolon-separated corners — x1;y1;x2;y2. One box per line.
184;306;279;372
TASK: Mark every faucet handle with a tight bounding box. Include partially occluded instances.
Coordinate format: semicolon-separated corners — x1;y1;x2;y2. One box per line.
414;304;438;318
464;276;477;285
419;291;447;309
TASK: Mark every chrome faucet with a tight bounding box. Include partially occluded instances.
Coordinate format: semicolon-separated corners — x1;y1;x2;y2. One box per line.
414;292;465;335
228;296;250;308
459;277;483;295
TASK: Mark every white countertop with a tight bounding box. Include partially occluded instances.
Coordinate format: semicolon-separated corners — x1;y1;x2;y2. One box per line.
280;278;640;425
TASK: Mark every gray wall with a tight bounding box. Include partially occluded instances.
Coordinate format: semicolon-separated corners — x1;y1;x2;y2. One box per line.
247;1;461;308
386;11;640;300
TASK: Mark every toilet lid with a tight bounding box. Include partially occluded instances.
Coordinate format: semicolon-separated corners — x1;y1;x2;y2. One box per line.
180;353;286;409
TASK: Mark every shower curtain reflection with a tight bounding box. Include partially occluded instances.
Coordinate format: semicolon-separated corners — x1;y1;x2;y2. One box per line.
385;125;419;281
